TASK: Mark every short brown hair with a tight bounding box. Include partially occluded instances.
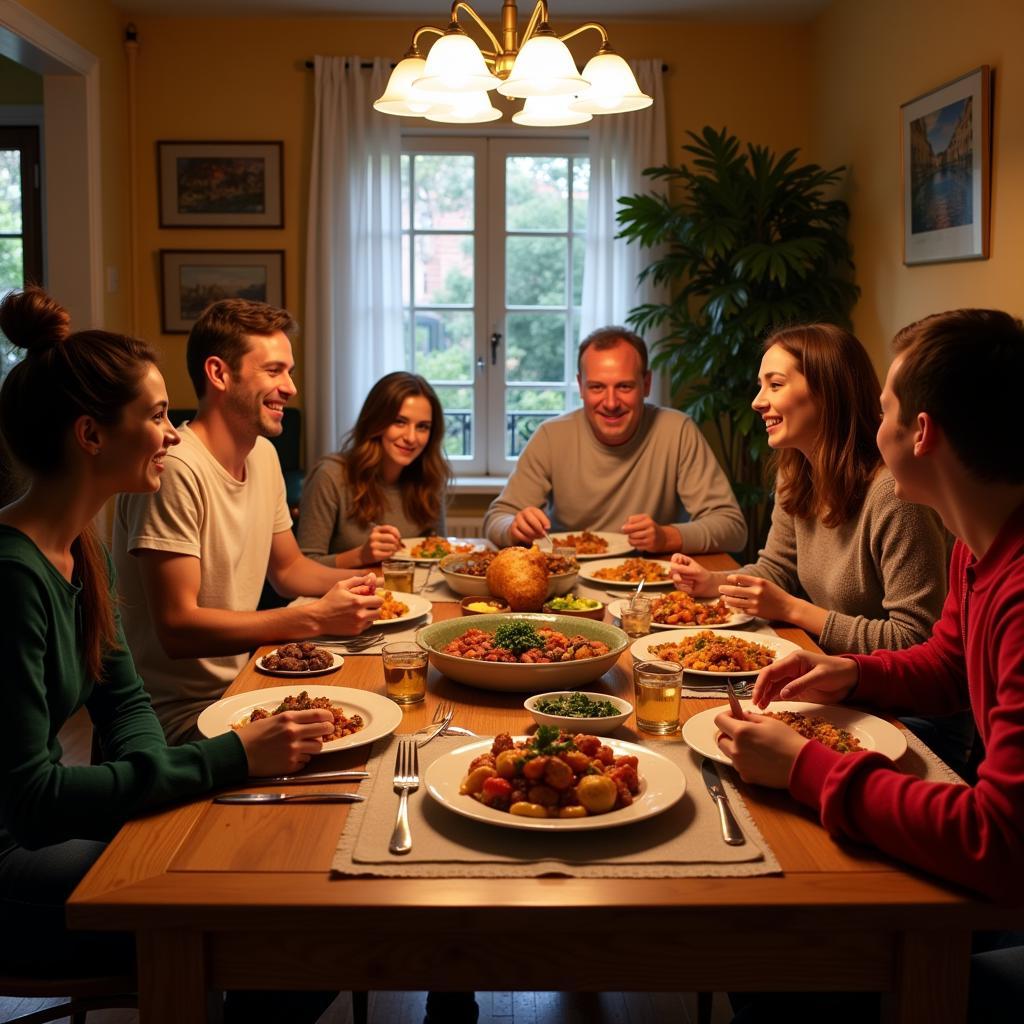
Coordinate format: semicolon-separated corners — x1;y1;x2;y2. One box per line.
577;326;648;375
186;298;297;399
892;309;1024;484
766;323;882;526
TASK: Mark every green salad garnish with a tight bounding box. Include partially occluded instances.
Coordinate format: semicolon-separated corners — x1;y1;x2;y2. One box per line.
534;693;620;718
493;621;544;655
547;595;601;611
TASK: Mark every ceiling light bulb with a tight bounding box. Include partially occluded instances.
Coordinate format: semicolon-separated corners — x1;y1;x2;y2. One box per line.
512;93;593;127
569;50;653;114
374;56;452;117
415;28;501;93
497;31;589;98
425;90;502;124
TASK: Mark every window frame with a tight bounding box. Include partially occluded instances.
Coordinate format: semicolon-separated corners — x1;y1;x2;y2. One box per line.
400;132;589;478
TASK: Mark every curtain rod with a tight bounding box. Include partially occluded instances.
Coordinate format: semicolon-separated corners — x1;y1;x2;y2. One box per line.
304;60;669;71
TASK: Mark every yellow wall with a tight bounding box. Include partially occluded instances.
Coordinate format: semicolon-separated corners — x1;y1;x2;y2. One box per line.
11;0;132;332
128;13;813;407
811;0;1022;366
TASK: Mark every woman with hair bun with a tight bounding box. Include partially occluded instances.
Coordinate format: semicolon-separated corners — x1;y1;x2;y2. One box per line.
298;371;451;565
0;288;335;998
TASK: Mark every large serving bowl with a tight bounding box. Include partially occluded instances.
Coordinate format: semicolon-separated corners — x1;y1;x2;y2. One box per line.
439;552;579;602
416;613;628;692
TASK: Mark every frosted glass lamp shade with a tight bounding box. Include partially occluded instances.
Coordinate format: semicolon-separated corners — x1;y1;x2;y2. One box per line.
497;34;589;98
373;56;453;117
569;51;653;114
512;93;593;126
425;90;502;123
415;31;501;92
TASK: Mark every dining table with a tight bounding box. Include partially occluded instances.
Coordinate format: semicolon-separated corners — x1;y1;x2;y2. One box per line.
67;553;1016;1023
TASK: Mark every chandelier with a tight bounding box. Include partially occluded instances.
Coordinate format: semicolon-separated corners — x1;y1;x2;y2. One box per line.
374;0;653;126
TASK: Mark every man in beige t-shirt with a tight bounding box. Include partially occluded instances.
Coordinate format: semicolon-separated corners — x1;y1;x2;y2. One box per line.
113;299;382;743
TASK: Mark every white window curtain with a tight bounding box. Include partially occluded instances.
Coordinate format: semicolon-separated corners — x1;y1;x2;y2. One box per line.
304;56;405;469
579;58;668;379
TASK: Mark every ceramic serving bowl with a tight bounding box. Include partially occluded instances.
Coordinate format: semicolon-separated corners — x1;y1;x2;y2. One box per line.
439;552;578;601
460;595;511;616
541;596;606;621
415;613;628;693
523;691;633;736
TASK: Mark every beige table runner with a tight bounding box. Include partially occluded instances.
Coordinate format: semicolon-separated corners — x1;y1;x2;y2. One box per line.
332;723;962;879
332;733;781;879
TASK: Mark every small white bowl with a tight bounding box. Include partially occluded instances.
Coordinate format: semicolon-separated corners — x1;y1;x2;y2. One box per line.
523;691;633;736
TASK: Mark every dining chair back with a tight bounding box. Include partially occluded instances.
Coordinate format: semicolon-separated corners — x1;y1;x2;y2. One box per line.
0;972;136;1024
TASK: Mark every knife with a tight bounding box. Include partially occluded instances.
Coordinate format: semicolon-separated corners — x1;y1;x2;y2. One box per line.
251;770;369;786
700;758;746;846
214;792;365;804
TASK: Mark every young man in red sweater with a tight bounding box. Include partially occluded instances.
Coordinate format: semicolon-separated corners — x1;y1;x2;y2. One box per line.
718;308;1024;1021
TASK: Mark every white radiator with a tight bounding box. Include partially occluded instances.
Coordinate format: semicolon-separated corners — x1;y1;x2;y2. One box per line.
447;517;485;538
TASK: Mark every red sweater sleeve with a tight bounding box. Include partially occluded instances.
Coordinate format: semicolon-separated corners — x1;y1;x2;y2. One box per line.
789;541;1024;904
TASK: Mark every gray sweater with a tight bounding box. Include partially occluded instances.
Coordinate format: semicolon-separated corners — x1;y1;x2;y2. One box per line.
741;468;949;653
296;454;444;566
484;405;747;553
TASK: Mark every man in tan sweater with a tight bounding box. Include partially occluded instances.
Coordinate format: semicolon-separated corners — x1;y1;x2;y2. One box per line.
484;326;747;554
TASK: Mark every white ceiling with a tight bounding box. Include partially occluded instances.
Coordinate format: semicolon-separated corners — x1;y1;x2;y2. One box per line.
115;0;829;21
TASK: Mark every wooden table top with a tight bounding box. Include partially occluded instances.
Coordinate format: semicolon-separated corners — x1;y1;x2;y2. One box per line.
70;552;1006;933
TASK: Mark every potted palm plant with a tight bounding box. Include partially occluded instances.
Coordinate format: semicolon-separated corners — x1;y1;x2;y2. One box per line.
617;126;859;559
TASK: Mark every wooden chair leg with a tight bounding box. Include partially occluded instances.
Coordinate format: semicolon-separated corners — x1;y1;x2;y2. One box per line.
697;990;713;1024
351;989;369;1024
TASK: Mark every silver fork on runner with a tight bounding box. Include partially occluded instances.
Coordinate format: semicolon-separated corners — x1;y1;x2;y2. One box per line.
388;738;419;855
415;700;454;746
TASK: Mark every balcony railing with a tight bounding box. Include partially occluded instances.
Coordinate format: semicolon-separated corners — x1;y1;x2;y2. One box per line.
443;410;560;459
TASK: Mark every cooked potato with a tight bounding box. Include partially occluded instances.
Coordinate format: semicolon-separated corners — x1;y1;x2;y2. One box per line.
486;547;549;611
576;774;618;814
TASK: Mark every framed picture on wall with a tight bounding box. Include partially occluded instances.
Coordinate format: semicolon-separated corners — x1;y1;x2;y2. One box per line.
901;66;991;265
160;250;285;333
157;141;283;227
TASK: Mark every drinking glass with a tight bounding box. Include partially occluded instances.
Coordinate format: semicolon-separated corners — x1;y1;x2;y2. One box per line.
381;560;415;595
381;642;428;704
633;659;682;734
620;595;652;637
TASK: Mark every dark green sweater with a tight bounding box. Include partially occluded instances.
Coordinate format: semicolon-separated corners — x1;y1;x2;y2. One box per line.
0;525;246;853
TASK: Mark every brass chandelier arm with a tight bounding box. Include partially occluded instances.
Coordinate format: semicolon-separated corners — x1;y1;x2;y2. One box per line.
557;21;610;47
518;0;549;48
407;24;446;55
451;1;505;55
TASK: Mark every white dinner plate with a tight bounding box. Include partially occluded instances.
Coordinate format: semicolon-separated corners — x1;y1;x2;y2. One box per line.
548;530;633;561
397;536;487;563
197;684;403;755
577;557;676;588
254;649;344;676
608;596;754;631
682;699;908;766
374;590;432;627
424;736;686;831
630;629;802;678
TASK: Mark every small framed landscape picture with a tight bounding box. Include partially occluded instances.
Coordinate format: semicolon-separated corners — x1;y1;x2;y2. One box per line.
160;250;285;333
901;66;991;266
157;141;283;228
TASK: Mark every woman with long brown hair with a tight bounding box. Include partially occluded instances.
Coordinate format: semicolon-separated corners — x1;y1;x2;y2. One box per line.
671;323;948;654
299;371;451;566
0;287;335;1002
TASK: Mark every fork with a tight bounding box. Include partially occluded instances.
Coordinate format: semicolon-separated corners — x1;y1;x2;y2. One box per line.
415;700;454;746
388;737;419;855
319;631;384;651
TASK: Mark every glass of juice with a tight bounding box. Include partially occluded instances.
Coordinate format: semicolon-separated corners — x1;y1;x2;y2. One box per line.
633;659;682;734
620;595;652;637
381;560;415;595
382;641;428;704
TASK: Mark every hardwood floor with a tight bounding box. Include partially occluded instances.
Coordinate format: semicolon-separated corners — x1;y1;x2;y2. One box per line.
0;990;732;1023
7;715;732;1024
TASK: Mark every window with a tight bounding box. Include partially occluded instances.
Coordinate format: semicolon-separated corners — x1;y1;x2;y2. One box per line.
401;137;589;476
0;126;43;378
